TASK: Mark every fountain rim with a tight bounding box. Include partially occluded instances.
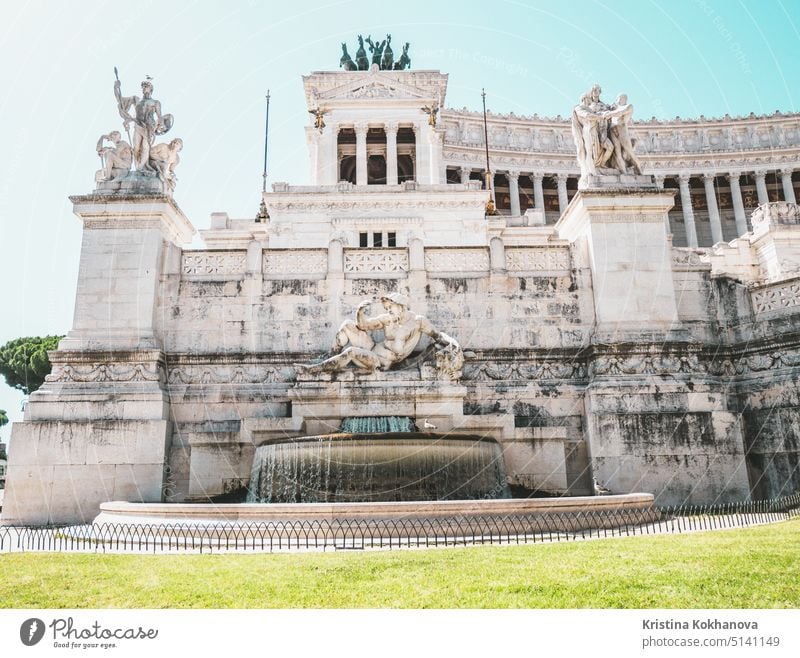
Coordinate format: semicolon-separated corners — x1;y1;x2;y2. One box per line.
94;493;657;525
254;431;501;446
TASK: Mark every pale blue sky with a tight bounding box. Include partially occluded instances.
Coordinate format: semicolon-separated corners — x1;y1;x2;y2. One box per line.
0;0;798;439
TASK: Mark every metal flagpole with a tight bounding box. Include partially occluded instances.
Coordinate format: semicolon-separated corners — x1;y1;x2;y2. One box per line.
256;90;271;222
481;88;497;215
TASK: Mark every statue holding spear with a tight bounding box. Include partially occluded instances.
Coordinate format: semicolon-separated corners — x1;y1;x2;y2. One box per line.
113;68;173;172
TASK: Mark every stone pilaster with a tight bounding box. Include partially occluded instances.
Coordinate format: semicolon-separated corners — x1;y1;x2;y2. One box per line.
755;170;769;205
781;169;796;204
727;172;748;237
653;176;669;233
532;173;545;211
556;174;569;214
385;122;398;185
678;174;699;247
355;122;368;186
703;173;723;245
507;171;521;217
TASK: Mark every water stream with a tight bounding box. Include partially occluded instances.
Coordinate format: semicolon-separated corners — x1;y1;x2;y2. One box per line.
247;417;511;503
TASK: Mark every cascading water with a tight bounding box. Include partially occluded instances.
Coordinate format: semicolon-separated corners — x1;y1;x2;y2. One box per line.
247;417;511;503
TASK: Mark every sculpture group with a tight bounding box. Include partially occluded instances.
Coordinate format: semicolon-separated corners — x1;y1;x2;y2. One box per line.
571;84;643;183
297;293;463;380
95;70;182;193
340;35;411;71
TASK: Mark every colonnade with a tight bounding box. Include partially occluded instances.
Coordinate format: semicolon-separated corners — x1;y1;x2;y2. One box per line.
449;166;799;246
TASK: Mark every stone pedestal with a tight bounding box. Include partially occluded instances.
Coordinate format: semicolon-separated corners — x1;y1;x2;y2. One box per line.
556;186;680;341
60;194;194;351
1;195;195;525
557;185;749;505
289;371;468;436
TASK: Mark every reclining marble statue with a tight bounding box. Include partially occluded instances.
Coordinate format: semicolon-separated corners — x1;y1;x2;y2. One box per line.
296;293;464;380
571;84;644;185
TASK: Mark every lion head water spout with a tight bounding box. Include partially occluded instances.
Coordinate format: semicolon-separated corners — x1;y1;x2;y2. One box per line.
247;417;511;503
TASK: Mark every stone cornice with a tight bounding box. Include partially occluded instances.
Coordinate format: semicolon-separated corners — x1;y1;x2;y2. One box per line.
443;146;800;176
441;107;800;128
303;69;449;108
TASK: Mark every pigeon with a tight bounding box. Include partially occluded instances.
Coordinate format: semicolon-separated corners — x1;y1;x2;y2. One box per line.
422;418;437;430
593;477;611;495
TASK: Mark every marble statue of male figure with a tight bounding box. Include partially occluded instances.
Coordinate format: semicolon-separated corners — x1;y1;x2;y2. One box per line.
608;94;642;175
95;131;132;181
571;85;615;179
571;84;643;182
298;293;460;376
114;79;173;171
148;138;183;190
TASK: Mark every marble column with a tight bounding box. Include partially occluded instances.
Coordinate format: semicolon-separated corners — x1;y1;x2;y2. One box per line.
727;173;748;237
703;173;723;245
507;171;521;216
325;123;339;185
781;169;796;204
556;174;569;214
532;173;545;211
755;170;769;205
355;122;368;186
385;122;398;185
459;167;471;184
678;174;699;248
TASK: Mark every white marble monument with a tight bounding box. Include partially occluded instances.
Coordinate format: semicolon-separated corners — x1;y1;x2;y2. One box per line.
3;52;800;525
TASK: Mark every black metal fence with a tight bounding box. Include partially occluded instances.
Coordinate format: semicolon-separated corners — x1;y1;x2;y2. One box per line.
1;492;798;554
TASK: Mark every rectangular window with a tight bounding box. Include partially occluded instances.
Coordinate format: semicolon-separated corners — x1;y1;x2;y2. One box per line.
359;232;368;247
387;232;397;247
373;232;383;248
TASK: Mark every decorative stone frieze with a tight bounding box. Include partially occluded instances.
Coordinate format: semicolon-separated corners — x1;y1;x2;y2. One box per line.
47;362;164;384
343;249;408;274
751;278;800;315
751;201;800;229
462;360;586;381
182;251;247;276
424;248;489;273
505;247;571;273
263;249;327;275
670;248;710;271
166;365;295;385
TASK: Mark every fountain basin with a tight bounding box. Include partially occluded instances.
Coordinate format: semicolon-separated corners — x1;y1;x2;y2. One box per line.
90;494;657;544
247;432;512;503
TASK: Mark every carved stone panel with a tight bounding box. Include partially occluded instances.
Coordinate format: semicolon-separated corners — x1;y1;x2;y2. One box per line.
344;249;408;275
264;250;327;276
425;248;490;273
505;247;571;273
182;252;247;276
751;280;800;315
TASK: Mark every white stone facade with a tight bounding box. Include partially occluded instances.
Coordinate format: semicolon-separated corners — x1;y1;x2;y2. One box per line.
2;67;800;525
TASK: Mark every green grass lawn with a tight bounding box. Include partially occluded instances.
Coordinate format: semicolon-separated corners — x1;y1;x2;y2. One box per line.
1;519;798;608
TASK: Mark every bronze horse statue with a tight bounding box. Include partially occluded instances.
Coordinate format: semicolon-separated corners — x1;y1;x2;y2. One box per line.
393;42;411;70
381;34;394;70
355;35;369;70
340;43;356;71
